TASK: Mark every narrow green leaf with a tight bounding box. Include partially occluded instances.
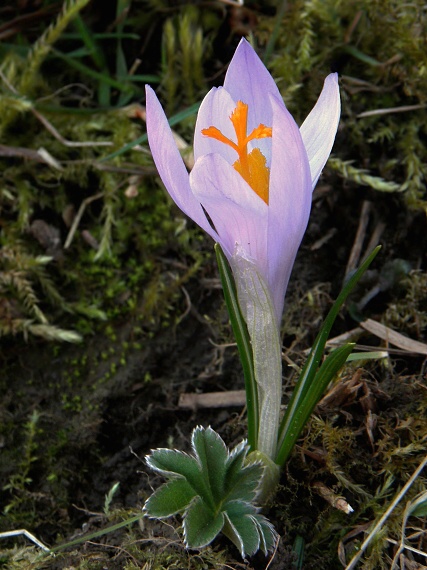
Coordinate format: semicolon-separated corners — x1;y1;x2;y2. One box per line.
49;514;144;554
192;426;228;503
63;46;94;58
215;244;258;450
71;16;111;107
312;345;355;403
98;82;111;108
62;32;140;40
276;344;354;466
346;350;388;362
51;49;137;95
184;497;224;549
115;0;131;107
343;45;383;67
73;15;105;69
276;246;381;466
292;535;305;569
120;74;161;83
144;478;196;518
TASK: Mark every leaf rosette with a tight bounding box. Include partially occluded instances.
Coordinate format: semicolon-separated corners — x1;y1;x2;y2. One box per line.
144;426;277;557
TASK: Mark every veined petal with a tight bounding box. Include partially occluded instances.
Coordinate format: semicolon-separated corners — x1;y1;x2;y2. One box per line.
190;153;268;271
194;87;238;164
300;73;341;188
224;39;282;137
267;94;312;323
145;85;219;241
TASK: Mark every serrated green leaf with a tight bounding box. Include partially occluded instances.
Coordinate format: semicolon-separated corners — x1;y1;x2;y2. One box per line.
245;450;280;503
224;441;251;498
184;496;224;549
145;426;277;557
225;462;263;503
252;514;277;555
192;426;228;503
147;448;197;477
146;448;211;505
144;478;196;518
224;441;265;502
223;501;260;557
225;440;247;478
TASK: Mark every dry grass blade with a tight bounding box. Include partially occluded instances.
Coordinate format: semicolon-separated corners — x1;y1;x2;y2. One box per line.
344;455;427;570
0;529;50;552
360;318;427;356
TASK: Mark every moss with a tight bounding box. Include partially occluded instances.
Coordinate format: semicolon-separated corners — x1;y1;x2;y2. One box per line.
1;1;426;568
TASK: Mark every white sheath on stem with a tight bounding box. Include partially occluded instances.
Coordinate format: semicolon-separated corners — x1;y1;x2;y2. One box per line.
231;247;282;459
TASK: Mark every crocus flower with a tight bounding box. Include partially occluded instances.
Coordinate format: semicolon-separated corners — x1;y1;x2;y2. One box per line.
145;38;340;459
145;38;340;327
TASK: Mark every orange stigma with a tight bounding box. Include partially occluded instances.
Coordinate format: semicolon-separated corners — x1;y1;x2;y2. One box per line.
201;101;272;204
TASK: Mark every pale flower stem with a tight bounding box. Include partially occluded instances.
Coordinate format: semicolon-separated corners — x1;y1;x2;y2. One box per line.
231;252;282;459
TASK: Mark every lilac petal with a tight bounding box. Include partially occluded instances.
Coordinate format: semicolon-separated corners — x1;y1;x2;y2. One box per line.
193;87;237;164
300;73;341;188
190;153;268;271
224;38;282;136
145;86;218;241
267;94;312;322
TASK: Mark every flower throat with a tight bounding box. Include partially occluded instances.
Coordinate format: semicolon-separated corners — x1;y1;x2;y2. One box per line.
202;101;272;204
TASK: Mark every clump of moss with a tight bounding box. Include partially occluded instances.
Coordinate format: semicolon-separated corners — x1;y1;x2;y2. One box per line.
383;270;427;336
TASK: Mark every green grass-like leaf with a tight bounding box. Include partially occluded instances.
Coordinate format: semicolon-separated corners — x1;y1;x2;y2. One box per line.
275;246;381;466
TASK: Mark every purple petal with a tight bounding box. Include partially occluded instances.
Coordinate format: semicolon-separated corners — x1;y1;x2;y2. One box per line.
300;73;341;188
190;153;268;271
193;87;237;164
267;94;312;322
145;85;218;241
224;38;282;136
